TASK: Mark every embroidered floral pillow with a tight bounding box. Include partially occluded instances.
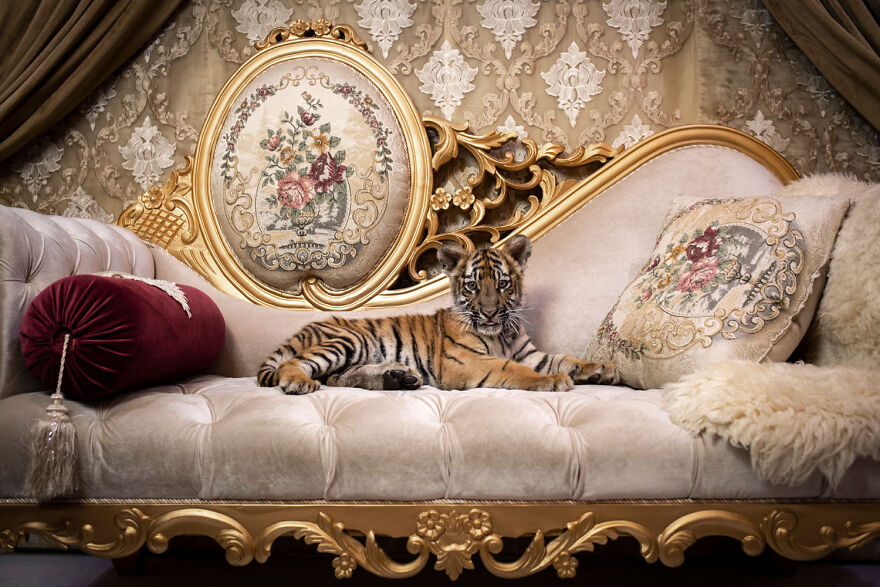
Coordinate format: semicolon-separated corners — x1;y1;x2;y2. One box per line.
584;196;849;389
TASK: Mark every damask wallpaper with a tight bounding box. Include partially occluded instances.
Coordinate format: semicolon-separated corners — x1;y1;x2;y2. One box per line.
1;0;877;222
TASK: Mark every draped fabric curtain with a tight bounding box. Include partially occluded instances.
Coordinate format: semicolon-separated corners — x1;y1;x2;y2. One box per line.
0;0;184;163
762;0;880;130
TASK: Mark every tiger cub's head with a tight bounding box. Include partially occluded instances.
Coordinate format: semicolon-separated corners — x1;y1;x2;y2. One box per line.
437;235;531;336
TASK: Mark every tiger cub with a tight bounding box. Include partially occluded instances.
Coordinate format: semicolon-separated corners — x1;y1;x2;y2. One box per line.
258;236;619;394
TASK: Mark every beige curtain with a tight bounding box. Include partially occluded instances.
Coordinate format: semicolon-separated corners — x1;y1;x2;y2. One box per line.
0;0;185;162
762;0;880;129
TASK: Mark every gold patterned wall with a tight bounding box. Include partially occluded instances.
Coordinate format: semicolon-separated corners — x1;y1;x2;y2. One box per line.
1;0;877;221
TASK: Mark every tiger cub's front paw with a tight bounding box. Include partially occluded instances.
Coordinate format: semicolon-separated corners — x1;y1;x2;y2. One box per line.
572;361;620;385
530;373;574;392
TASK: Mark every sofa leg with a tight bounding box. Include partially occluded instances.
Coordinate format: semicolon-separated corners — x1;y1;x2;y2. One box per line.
112;547;146;576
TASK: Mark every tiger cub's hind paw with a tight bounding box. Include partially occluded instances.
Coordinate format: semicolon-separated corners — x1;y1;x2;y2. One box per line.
383;365;423;390
278;370;320;395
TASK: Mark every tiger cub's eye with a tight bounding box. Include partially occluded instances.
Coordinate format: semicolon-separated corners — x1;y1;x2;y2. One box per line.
498;278;510;291
463;280;478;292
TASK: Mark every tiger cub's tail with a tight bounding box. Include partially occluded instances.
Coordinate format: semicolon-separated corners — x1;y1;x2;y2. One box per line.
258;346;290;387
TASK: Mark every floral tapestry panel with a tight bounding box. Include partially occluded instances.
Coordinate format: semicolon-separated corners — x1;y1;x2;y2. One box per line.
210;57;410;294
585;195;849;389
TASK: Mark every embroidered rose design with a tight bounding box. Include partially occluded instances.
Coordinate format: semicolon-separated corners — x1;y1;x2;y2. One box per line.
686;226;720;262
276;171;314;210
676;257;720;292
266;134;281;151
634;221;732;311
309;152;347;193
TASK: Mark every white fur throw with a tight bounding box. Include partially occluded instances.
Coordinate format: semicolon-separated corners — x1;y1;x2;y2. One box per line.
776;174;880;368
664;360;880;489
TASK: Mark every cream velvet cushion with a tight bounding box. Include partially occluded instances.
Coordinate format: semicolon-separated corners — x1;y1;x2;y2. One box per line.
585;195;849;389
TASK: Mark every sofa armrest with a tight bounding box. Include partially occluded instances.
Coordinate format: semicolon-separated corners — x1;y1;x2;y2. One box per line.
0;206;155;397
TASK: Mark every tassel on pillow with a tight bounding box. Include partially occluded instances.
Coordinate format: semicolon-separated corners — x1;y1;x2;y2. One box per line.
26;333;78;501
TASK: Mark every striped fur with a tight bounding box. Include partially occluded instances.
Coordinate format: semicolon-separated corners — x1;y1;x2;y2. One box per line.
258;236;619;394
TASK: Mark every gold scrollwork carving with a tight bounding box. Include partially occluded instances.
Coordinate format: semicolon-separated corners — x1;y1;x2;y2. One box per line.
411;116;619;282
478;512;658;579
763;510;880;561
118;156;198;248
256;512;428;579
2;506;879;579
255;19;368;52
658;510;765;567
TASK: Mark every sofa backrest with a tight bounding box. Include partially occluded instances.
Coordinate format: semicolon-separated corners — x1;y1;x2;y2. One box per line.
0;207;155;397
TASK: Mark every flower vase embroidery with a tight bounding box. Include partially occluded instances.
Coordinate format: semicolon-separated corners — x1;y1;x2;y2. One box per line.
259;92;352;241
214;60;404;280
594;198;807;361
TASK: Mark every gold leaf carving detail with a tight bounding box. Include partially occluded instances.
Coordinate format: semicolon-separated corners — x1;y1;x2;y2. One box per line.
412;116;619;282
117;156;197;247
763;510;880;561
410;509;490;580
255;20;368;52
3;506;877;580
479;512;657;579
658;510;764;567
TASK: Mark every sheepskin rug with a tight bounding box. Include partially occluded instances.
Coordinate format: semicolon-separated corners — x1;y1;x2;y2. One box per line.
664;174;880;489
664;360;880;489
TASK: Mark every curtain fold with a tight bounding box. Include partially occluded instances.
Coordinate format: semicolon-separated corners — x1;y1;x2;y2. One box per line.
0;0;184;163
762;0;880;130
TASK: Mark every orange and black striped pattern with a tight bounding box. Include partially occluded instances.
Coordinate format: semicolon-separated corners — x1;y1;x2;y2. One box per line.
258;236;619;394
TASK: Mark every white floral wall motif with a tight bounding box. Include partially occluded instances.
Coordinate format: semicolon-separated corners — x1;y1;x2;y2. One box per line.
416;40;479;120
602;0;667;59
477;0;540;59
542;41;606;127
119;116;177;191
1;0;877;221
12;138;64;201
355;0;416;58
232;0;293;43
612;114;654;149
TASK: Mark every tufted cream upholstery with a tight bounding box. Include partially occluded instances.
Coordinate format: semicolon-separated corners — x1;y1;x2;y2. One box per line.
2;144;877;503
0;207;154;398
1;375;876;500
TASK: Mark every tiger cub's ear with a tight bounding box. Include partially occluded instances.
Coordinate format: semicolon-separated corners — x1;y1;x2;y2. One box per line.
437;242;466;275
503;235;532;269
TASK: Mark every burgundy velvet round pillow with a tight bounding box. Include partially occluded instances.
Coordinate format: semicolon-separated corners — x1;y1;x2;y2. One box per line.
20;274;225;400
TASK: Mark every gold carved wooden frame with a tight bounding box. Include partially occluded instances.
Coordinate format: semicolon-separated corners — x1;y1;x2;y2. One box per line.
118;20;798;312
121;21;432;310
2;502;878;580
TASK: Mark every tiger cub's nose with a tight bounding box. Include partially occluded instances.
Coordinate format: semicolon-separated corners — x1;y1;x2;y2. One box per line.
482;308;497;318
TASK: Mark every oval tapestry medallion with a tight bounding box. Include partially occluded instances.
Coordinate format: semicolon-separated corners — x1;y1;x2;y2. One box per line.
209;56;411;295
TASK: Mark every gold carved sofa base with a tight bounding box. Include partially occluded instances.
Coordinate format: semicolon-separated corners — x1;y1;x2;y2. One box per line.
3;502;878;579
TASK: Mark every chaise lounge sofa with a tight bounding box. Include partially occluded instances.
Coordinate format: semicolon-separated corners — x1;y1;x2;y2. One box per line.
1;20;877;580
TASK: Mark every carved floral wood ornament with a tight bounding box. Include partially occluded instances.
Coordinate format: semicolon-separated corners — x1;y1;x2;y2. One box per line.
1;504;878;580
